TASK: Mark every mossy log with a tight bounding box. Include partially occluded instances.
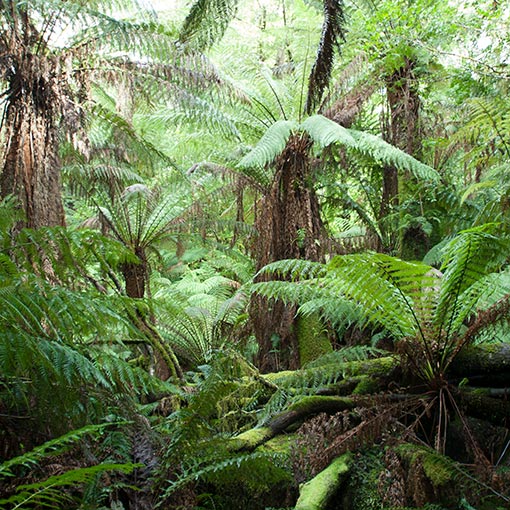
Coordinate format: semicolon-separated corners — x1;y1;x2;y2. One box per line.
294;453;352;510
263;355;398;387
458;389;510;427
230;396;356;451
451;344;510;382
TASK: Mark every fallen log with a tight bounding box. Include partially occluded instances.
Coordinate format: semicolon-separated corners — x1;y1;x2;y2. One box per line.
294;453;352;510
230;396;356;451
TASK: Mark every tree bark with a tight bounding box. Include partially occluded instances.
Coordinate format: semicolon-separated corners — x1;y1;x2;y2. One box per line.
251;134;325;372
1;32;65;228
231;396;357;452
379;57;422;254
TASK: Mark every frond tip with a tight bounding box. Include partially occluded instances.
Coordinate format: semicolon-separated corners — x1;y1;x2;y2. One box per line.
179;0;241;50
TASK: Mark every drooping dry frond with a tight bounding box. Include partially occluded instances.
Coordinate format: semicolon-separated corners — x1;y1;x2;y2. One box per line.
305;0;346;115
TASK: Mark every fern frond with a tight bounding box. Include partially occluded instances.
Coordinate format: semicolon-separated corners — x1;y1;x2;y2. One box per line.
238;120;298;185
147;98;241;140
436;225;508;341
0;463;138;509
304;346;382;368
160;450;286;500
0;423;120;478
302;115;439;182
90;103;174;167
255;258;328;281
179;0;241;51
326;253;427;338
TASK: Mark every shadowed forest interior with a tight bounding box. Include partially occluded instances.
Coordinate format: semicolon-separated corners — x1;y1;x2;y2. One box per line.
1;1;510;509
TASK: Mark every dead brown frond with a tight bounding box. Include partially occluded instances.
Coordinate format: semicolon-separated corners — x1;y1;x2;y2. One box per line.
305;0;346;115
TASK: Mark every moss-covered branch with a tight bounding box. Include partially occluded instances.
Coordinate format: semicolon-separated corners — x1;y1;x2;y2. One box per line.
230;396;356;451
294;453;352;510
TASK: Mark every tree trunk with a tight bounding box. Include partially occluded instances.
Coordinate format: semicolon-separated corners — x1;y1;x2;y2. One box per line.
251;134;325;372
1;42;65;228
379;57;421;254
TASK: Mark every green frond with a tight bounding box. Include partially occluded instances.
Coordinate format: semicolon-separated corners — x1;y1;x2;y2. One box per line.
302;115;439;182
252;278;352;331
63;162;144;196
255;258;328;281
252;254;436;340
0;423;120;478
92;349;178;396
161;450;287;500
97;184;190;252
251;279;327;308
423;236;453;266
0;462;138;509
179;0;241;51
326;253;428;338
153;266;248;367
146;98;241;140
303;346;382;368
90;103;175;168
436;225;508;339
297;298;364;332
0;254;18;279
301;113;357;148
238;120;298;186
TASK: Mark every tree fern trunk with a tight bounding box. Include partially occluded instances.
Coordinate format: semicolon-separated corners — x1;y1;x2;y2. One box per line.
251;134;325;372
1;66;65;229
380;56;422;255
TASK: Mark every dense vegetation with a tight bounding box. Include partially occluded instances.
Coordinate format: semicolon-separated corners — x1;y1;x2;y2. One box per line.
1;1;509;509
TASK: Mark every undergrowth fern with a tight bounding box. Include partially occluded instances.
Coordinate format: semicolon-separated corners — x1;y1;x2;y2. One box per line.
252;225;510;378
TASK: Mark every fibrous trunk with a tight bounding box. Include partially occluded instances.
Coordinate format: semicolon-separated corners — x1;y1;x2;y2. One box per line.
251;134;325;372
1;48;65;228
380;57;421;253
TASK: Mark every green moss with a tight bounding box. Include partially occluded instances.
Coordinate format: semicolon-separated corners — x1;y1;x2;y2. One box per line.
422;456;452;487
257;433;296;456
342;356;397;377
352;376;378;395
287;395;353;414
397;444;453;487
295;453;352;510
230;427;273;450
264;370;295;383
296;313;332;366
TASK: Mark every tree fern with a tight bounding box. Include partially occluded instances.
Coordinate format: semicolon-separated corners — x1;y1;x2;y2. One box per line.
252;225;510;379
153;269;249;367
179;0;241;51
239;115;439;191
238;120;298;186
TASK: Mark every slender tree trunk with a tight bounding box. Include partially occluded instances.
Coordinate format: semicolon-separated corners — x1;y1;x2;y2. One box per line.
121;248;180;380
251;134;325;372
379;57;421;254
